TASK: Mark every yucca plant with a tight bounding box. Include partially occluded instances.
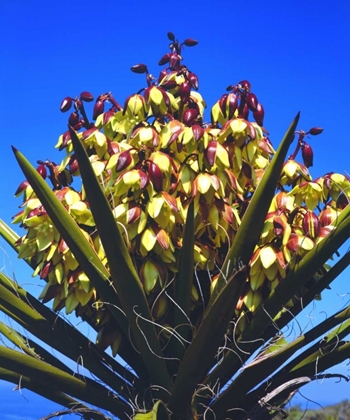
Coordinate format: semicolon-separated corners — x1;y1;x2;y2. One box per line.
0;32;350;420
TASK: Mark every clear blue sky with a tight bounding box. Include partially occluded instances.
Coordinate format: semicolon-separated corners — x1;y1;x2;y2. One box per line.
0;0;350;418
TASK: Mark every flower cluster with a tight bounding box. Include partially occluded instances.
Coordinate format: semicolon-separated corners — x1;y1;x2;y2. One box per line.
13;33;350;352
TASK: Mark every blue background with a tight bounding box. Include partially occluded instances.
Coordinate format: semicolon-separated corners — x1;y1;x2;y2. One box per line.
0;0;349;418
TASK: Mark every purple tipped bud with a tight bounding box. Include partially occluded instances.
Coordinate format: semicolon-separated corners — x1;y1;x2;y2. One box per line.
80;91;94;102
308;127;324;136
158;69;169;83
238;80;251;91
182;38;198;47
158;53;170;66
149;162;163;192
36;164;47;179
160;79;178;90
15;180;29;196
131;64;148;74
302;210;320;239
68;112;80;126
169;52;180;70
188;72;199;90
182;108;198;126
205;141;217;167
192;124;205;141
60;97;72;112
179;80;191;103
115;150;132;172
227;93;238;119
167;31;175;41
93;100;104;120
73;120;84;130
301;143;314;167
253;103;265;126
246;92;259;112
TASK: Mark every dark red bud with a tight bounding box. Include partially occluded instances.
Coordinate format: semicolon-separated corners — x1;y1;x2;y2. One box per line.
179;81;191;103
227;93;238;119
68;156;79;175
241;161;252;179
169;52;180;70
68;112;80;126
138;170;149;189
15;180;29;196
158;53;171;66
93;100;105;120
59;130;71;151
82;127;98;140
188;72;199;90
158;69;169;83
80;91;94;102
205;141;217;167
219;94;228;118
238;80;251;91
60;97;72;112
182;38;198;47
192;124;205;141
308;127;324;136
160;79;178;90
253;103;265;127
302;211;320;239
36;163;47;179
73;120;84;130
246;92;259;112
131;64;148;74
182;108;198;126
40;261;53;279
149;162;163;191
167;31;175;41
301;143;314;168
116;150;132;172
226;84;235;91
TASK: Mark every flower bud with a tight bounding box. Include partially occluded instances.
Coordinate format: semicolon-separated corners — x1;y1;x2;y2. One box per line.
182;38;198;47
192;124;205;141
188;72;199;90
179;80;191;103
205;141;217;167
246;92;259;111
131;63;148;74
158;69;169;83
169;52;180;70
103;109;115;124
93;100;105;120
60;97;72;112
238;80;251;91
149;162;163;191
308;127;323;136
302;210;320;239
301;143;313;168
15;180;29;196
80;91;94;102
115;150;133;172
73;120;84;130
158;53;170;66
182;107;198;126
68;112;80;126
253;103;264;126
167;31;175;41
36;163;47;179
